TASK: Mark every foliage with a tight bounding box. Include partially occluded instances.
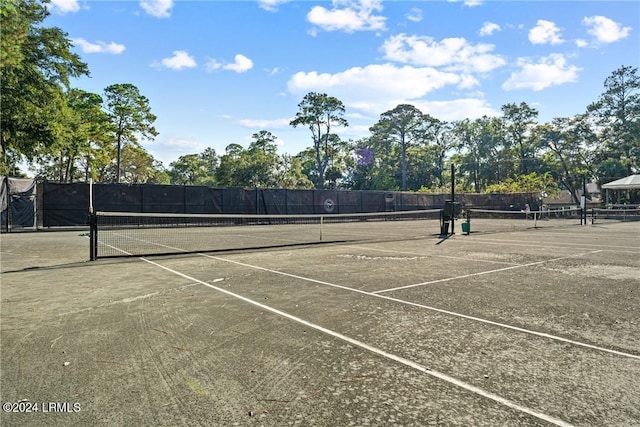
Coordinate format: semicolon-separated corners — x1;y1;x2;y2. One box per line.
501;102;540;174
290;92;348;189
169;148;218;186
103;83;158;183
588;65;640;173
370;104;424;191
535;114;596;203
484;172;560;196
1;0;89;175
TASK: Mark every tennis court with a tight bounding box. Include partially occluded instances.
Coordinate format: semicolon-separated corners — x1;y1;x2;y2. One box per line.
1;216;639;426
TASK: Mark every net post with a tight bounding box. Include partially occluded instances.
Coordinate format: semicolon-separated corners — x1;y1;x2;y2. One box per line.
581;177;584;225
319;215;323;241
89;178;93;214
450;163;455;235
89;212;97;261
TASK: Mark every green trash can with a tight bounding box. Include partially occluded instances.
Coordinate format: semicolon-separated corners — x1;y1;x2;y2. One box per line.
461;222;470;234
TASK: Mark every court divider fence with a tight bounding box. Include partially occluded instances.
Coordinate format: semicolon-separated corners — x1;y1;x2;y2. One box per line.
39;181;538;228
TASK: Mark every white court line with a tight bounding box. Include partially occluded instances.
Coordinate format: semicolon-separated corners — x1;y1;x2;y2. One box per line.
373;250;603;294
199;252;640;361
140;256;574;427
464;237;639;251
90;236;640;359
346;245;520;266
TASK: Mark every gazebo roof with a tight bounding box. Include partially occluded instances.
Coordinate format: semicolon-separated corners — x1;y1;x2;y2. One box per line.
601;174;640;190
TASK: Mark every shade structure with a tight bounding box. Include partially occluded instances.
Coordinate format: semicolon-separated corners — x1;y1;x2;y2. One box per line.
601;174;640;190
601;174;640;205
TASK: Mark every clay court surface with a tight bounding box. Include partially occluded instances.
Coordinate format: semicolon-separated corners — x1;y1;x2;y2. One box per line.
1;219;639;426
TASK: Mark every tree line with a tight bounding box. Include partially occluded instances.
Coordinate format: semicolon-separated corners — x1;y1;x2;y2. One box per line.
2;0;639;204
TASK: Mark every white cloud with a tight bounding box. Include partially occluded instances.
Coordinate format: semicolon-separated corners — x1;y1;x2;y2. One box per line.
479;22;501;37
413;99;498;121
287;63;464;108
158;50;197;70
257;0;289;12
140;0;173;18
458;74;480;89
72;38;125;54
529;20;564;45
160;138;201;150
206;54;254;73
224;54;254;73
238;118;291;129
502;54;581;91
307;0;387;33
575;39;589;48
448;0;483;7
381;33;506;73
205;59;222;72
287;62;498;122
583;16;631;43
406;8;422;23
48;0;80;15
150;138;209;167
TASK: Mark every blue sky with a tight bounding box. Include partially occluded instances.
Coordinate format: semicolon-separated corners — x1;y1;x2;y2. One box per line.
45;0;639;168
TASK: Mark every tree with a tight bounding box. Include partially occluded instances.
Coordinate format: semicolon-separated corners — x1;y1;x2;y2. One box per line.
290;92;348;189
1;0;89;174
536;115;596;203
371;104;424;191
588;65;640;173
344;138;398;190
1;0;28;70
215;138;274;188
103;83;158;183
169;148;218;185
451;117;503;192
501;102;539;175
54;89;110;182
216;143;247;186
594;158;628;186
484;172;559;197
422;114;454;188
406;144;439;190
246;131;280;187
273;154;314;189
169;154;208;185
119;145;162;184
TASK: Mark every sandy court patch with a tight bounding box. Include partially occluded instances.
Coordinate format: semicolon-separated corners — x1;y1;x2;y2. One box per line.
547;264;640;281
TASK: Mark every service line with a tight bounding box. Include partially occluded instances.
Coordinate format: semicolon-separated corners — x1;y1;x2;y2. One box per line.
198;251;640;361
141;256;574;427
372;250;602;294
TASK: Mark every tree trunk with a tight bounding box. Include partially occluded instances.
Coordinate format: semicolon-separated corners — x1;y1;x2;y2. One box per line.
116;135;122;183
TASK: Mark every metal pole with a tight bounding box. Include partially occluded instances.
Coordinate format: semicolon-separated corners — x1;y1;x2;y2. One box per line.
450;163;455;234
88;178;93;214
582;176;587;225
89;212;97;261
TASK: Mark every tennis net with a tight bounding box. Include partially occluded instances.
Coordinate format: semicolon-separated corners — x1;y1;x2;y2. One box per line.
591;207;640;224
89;209;443;259
463;207;582;234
